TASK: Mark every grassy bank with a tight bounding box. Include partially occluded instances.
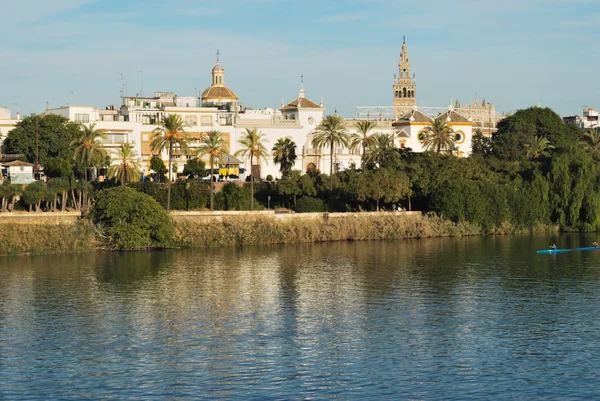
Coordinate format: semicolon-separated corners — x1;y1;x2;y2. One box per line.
173;213;557;248
0;212;558;256
0;220;97;256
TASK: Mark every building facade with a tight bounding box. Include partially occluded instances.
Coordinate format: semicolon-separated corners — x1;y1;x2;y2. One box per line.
30;42;493;181
563;107;599;130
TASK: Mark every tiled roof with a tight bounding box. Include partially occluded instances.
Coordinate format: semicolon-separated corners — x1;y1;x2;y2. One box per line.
281;97;322;110
437;110;471;123
201;86;239;101
2;160;34;167
392;109;434;125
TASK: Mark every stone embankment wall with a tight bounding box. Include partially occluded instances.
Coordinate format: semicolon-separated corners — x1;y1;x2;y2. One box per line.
0;211;81;225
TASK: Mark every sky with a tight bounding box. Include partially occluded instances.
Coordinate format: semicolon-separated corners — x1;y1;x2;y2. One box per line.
0;0;598;118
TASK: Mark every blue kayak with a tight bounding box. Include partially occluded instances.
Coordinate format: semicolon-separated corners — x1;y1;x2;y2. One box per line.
537;246;599;254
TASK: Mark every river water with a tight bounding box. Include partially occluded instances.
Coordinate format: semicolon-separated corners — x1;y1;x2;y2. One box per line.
2;234;600;400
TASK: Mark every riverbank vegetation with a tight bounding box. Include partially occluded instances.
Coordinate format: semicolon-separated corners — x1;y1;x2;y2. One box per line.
1;106;597;253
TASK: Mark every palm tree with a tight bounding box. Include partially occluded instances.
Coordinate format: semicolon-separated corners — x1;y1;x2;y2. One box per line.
272;137;297;175
151;114;189;211
108;143;142;186
311;114;350;190
422;119;456;153
235;128;268;210
525;136;554;159
581;129;600;156
71;123;107;212
197;130;228;210
349;120;376;159
363;133;400;168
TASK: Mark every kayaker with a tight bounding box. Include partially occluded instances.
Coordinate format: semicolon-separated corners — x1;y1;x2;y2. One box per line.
550;244;557;250
593;241;598;248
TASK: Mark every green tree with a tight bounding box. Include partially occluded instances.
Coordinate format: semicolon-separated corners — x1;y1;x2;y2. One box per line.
492;107;575;161
311;114;350;190
22;181;46;212
524;136;554;159
0;183;13;212
71;123;107;212
471;130;493;157
363;133;400;169
3;114;81;168
90;187;174;250
44;157;74;178
108;143;142;186
197;130;228;210
150;155;167;182
151;114;190;211
183;157;206;178
350;120;376;159
272;137;297;175
235;128;268;210
422;119;456;153
580;129;600;157
277;170;302;208
356;168;410;211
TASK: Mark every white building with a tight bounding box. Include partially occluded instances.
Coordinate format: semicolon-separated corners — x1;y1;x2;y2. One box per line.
0;108;20;150
40;43;484;180
564;107;599;130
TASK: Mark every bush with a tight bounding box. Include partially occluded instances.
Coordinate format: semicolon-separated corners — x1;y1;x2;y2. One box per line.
90;187;174;250
295;196;327;213
129;181;209;210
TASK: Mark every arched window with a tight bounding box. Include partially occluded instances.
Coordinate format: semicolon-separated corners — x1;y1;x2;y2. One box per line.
306;162;316;172
395;90;399;98
403;88;407;97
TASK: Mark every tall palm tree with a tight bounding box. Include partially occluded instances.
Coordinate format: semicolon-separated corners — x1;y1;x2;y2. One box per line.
525;135;554;159
108;143;142;186
235;128;268;210
272;137;297;175
151;114;189;211
363;133;400;168
71;123;107;212
350;120;377;159
581;129;600;156
422;119;456;153
311;114;350;190
197;130;228;210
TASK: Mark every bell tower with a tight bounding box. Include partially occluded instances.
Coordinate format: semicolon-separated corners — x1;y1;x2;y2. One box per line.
393;36;416;118
212;49;225;87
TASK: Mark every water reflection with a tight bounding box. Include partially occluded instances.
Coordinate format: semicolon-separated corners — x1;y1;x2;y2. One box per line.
2;235;600;399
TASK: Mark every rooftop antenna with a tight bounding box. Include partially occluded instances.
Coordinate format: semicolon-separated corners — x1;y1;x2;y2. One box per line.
119;73;125;97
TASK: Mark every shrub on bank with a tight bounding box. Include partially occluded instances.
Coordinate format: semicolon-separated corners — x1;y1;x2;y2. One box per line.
90;187;173;250
129;181;209;210
295;196;327;213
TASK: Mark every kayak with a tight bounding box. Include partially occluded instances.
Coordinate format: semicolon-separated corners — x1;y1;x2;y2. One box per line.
537;246;599;254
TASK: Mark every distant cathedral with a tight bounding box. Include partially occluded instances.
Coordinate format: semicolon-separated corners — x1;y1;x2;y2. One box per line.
393;36;416;118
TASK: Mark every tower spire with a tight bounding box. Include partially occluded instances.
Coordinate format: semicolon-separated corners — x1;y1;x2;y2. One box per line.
298;74;305;99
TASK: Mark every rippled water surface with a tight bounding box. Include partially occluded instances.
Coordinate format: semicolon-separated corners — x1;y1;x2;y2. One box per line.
2;234;600;400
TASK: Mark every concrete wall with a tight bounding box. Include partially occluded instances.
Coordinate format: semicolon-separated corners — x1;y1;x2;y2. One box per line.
0;212;80;225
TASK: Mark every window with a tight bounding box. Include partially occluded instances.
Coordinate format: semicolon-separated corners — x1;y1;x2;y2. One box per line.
201;116;212;126
418;131;427;143
185;116;197;126
75;114;89;123
454;130;466;144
